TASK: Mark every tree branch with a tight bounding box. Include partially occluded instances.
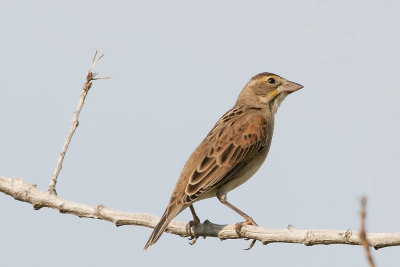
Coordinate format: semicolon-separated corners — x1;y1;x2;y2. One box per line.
2;176;399;249
48;51;110;195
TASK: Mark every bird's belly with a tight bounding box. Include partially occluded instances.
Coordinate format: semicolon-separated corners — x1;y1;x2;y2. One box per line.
219;148;269;194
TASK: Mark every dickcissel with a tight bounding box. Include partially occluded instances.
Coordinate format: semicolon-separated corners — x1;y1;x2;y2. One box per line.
144;72;302;250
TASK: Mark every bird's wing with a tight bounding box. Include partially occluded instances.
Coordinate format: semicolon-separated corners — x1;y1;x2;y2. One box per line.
182;108;270;203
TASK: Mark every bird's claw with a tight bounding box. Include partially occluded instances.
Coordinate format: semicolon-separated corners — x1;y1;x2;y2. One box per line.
234;220;258;250
187;220;200;246
244;239;256;250
188;235;199;245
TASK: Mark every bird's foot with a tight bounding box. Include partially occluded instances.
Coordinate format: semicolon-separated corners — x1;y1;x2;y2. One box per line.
235;219;258;250
187;219;200;246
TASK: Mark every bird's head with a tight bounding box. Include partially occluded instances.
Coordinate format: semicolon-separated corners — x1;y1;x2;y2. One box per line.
237;72;303;114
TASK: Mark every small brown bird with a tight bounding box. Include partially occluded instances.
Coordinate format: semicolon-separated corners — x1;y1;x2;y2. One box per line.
144;72;302;250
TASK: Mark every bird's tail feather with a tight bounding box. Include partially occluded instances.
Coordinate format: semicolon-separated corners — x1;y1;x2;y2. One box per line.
143;205;181;250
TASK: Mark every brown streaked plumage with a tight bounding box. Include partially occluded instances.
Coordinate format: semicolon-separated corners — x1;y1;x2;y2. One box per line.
144;72;302;250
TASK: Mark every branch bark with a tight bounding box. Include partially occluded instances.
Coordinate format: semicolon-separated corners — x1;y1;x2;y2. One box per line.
48;51;110;195
2;176;399;249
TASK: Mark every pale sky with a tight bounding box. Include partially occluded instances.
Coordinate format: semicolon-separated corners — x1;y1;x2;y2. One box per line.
1;1;400;266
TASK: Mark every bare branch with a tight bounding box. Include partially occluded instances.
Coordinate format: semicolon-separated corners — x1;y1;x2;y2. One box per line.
2;176;400;249
360;197;376;267
48;51;110;195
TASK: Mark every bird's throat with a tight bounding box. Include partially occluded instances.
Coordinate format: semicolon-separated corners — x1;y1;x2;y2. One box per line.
269;92;288;114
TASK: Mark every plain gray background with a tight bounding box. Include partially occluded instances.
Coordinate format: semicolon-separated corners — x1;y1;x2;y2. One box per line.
1;0;399;266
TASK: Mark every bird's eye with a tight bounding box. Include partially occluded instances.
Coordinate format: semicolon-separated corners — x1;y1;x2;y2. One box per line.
267;77;275;84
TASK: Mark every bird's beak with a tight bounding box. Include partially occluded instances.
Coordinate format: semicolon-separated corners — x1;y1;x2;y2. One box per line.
278;80;303;94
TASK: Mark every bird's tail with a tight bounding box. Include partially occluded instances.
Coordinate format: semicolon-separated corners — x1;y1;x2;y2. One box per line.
143;204;182;250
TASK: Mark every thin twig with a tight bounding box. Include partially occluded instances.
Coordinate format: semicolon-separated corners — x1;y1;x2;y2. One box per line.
2;176;400;249
360;197;376;267
48;51;110;195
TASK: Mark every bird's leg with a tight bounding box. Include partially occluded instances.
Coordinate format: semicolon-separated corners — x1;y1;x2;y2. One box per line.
217;193;257;250
187;204;200;245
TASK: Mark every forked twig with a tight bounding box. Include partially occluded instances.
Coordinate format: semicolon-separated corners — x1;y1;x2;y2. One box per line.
48;51;110;195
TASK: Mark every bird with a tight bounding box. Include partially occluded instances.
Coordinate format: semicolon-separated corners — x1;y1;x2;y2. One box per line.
144;72;302;250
